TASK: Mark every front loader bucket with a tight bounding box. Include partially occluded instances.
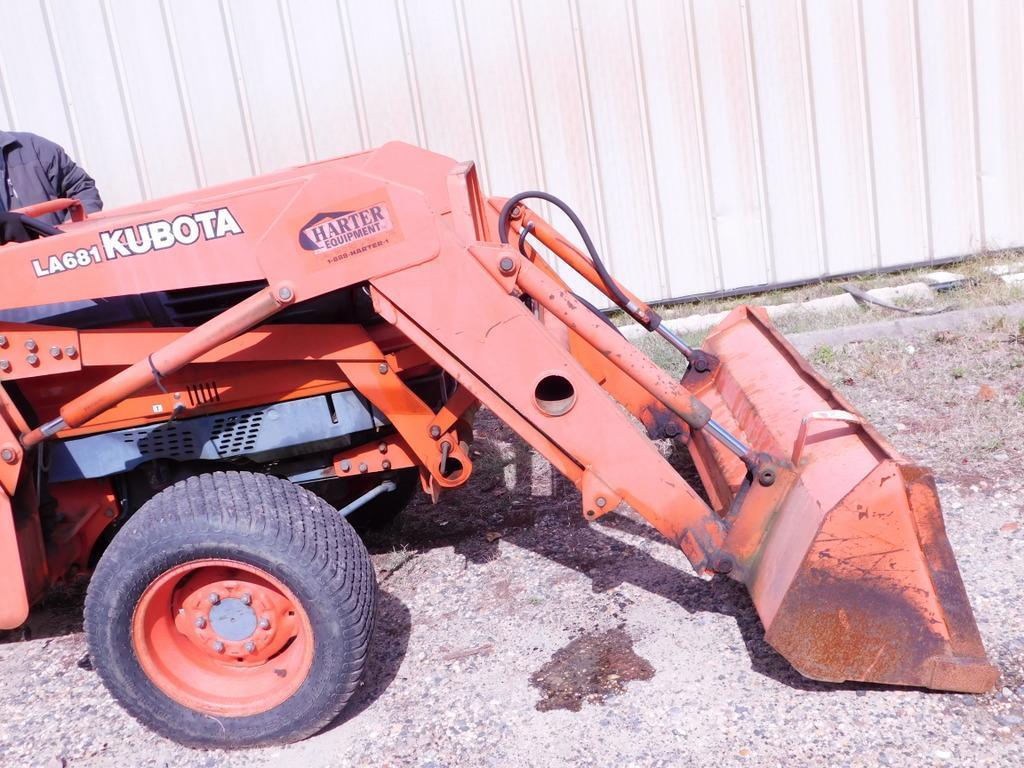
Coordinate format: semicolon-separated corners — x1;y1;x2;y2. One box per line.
686;306;997;692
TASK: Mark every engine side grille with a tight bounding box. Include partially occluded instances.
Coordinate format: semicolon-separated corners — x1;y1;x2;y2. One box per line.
210;412;264;456
122;424;200;460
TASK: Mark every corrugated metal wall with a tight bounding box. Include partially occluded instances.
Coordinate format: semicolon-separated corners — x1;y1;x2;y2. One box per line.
2;0;1022;304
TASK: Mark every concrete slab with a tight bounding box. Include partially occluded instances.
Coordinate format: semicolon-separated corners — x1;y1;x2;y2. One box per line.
921;270;969;291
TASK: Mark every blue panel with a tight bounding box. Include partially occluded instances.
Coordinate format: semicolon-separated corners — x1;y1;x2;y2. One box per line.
48;389;386;482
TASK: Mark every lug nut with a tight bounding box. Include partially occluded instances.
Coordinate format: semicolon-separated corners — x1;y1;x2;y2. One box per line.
194;617;207;629
212;641;225;653
241;593;252;606
258;617;271;630
24;339;37;353
244;641;256;653
49;346;61;359
208;592;221;605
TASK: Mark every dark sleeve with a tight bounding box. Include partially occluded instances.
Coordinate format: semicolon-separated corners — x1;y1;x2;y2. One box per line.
44;140;103;213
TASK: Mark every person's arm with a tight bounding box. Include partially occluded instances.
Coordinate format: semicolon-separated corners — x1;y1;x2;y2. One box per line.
47;143;103;213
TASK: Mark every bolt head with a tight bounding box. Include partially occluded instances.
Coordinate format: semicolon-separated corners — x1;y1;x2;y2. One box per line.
595;496;607;508
378;362;389;374
25;354;39;366
381;459;391;471
757;468;776;487
208;592;221;605
24;339;37;353
0;335;7;347
64;345;78;358
0;360;9;372
244;641;257;653
258;617;271;630
499;256;515;274
340;459;351;472
212;641;225;653
429;425;442;439
714;556;735;574
1;448;16;463
378;442;388;454
49;346;61;359
240;593;252;606
194;616;207;629
358;462;368;474
278;286;294;301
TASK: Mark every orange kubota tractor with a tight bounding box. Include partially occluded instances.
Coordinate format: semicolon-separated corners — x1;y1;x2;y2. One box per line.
0;143;997;747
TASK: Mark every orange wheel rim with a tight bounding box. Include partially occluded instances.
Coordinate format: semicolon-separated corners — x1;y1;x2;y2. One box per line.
131;558;314;717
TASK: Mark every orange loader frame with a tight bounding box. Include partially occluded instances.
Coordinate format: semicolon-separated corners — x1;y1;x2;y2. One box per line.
0;142;996;697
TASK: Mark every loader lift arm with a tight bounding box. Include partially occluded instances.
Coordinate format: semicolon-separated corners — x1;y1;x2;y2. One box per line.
0;142;996;697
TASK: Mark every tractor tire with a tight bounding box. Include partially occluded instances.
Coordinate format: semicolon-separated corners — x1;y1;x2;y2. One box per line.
84;471;376;748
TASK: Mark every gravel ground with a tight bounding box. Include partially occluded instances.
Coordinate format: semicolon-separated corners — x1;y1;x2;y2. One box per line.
1;316;1021;767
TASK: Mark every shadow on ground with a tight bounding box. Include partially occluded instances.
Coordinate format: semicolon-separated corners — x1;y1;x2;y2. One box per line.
364;412;903;695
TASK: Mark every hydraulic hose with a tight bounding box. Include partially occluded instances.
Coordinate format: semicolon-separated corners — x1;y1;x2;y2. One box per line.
497;191;660;331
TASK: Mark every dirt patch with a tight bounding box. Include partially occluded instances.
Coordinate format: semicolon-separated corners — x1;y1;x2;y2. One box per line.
530;627;655;712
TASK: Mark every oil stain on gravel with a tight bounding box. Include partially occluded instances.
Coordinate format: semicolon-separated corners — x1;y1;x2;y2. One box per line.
530;627;654;712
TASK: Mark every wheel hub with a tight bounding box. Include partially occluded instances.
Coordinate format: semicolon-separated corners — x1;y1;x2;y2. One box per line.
172;574;297;663
132;558;313;717
209;597;257;641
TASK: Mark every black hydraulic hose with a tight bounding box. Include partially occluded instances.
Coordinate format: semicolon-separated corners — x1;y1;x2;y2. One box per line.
497;191;659;330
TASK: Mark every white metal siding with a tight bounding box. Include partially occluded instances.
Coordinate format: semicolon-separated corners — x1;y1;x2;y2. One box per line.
1;0;1022;303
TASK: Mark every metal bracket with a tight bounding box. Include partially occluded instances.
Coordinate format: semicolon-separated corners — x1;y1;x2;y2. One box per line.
791;409;864;465
581;470;621;521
